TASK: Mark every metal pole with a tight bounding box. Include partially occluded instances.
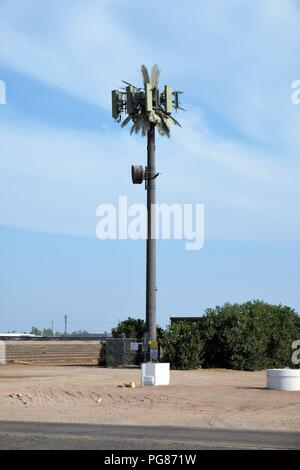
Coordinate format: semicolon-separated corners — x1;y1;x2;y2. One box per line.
146;123;156;344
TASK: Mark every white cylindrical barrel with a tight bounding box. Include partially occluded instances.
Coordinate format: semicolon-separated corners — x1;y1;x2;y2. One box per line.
267;369;300;391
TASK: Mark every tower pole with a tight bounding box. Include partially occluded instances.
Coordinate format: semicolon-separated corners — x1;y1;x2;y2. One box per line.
146;123;156;345
111;65;183;364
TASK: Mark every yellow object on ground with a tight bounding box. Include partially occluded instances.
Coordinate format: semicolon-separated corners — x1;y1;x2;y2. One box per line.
122;381;136;388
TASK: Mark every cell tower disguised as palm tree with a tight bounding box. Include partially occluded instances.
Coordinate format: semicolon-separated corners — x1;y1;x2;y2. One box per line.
112;64;183;361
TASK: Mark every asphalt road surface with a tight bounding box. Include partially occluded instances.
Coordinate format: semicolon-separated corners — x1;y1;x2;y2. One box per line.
0;421;299;449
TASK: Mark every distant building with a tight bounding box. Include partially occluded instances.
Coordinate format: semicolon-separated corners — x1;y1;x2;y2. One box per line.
0;333;40;340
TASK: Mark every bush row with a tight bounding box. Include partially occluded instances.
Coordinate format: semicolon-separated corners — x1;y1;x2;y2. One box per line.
160;301;300;370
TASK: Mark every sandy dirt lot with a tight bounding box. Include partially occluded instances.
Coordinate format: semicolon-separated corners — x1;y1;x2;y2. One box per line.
0;365;299;431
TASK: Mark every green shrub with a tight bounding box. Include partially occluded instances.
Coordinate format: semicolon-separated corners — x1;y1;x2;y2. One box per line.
112;317;163;339
160;321;204;369
106;302;299;371
202;301;299;370
112;317;146;339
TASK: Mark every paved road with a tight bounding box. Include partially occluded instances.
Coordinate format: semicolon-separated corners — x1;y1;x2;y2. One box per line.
0;421;299;450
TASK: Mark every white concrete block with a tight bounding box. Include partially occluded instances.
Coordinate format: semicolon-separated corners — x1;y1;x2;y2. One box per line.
0;341;6;365
141;362;170;386
267;369;300;391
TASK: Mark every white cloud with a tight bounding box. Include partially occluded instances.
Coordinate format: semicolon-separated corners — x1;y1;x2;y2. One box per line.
158;108;300;241
0;119;144;236
1;109;299;241
1;0;299;152
0;0;299;241
0;0;154;108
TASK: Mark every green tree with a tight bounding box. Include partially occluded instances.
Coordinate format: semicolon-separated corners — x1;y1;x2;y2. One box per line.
112;317;163;339
71;330;90;335
202;301;299;370
112;317;147;339
42;328;54;337
30;326;42;336
160;321;205;369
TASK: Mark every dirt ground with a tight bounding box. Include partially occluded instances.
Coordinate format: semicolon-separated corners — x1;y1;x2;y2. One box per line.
0;364;299;431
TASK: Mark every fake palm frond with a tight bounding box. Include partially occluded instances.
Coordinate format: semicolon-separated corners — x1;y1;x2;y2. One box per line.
140;65;150;85
121;64;181;138
150;64;160;89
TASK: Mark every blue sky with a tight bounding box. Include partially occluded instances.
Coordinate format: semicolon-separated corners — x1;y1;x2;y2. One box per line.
0;0;299;333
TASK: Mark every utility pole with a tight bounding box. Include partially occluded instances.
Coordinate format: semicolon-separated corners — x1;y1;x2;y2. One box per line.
51;319;54;336
111;65;183;361
146;123;156;344
64;314;67;336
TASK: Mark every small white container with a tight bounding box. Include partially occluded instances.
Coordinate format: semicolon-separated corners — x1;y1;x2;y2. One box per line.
0;341;6;365
267;369;300;391
141;362;170;386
